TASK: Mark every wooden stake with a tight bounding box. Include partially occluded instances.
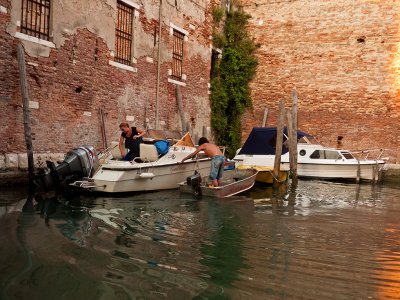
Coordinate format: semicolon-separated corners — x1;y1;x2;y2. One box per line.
261;107;268;127
99;108;107;149
176;85;187;132
291;88;299;185
273;100;285;187
286;109;294;170
17;43;34;187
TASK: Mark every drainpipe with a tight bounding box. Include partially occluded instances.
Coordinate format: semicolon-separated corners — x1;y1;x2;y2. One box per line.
155;0;163;129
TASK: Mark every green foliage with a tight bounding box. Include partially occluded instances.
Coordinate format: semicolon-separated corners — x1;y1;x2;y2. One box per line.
212;6;224;23
210;9;258;157
212;31;225;50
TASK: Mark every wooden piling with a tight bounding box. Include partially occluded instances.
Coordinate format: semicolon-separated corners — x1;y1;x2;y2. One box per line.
17;43;34;188
99;107;107;149
356;161;361;183
176;85;187;132
291;88;299;185
261;107;269;127
286;109;294;170
273;100;285;188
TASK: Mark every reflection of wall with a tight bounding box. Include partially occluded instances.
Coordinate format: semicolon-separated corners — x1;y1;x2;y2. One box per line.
375;226;400;299
241;0;400;163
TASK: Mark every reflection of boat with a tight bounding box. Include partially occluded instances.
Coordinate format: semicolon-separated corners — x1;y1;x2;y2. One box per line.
179;168;258;198
234;127;386;182
72;132;212;193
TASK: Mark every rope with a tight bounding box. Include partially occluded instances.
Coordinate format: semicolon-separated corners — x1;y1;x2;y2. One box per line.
268;169;288;183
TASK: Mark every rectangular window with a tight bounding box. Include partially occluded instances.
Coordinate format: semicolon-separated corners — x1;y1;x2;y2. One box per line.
21;0;51;41
115;1;134;66
172;30;184;80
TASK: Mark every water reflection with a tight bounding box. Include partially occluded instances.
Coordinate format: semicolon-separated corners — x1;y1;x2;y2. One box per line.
0;181;400;299
374;222;400;299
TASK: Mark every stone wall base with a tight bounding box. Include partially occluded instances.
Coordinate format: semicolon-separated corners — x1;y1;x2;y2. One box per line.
0;152;65;185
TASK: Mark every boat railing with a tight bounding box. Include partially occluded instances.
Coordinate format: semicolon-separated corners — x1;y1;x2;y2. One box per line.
97;144;118;160
145;129;185;144
351;148;387;161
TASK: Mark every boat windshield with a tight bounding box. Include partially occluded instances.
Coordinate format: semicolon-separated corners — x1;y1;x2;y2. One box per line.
310;150;342;160
341;152;355;159
299;135;320;145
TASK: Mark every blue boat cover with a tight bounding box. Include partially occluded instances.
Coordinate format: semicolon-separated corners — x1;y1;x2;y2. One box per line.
154;140;170;155
238;127;310;155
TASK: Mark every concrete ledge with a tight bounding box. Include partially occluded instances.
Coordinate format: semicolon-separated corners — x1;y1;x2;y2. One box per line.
381;164;400;184
1;153;65;171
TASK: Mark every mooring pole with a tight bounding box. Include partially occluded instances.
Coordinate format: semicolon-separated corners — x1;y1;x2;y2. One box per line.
273;99;285;188
261;107;269;127
155;0;163;129
286;109;294;169
176;85;187;132
17;43;34;188
290;89;298;185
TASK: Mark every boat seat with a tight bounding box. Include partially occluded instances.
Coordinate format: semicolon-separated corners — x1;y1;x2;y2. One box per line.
111;141;124;159
139;144;159;162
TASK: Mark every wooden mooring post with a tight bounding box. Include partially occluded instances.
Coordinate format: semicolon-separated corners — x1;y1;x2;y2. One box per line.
273;100;285;188
17;43;35;189
261;107;269;127
287;88;299;186
176;85;187;133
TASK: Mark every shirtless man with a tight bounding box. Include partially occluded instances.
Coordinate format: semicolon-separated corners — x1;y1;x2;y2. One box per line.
181;137;225;187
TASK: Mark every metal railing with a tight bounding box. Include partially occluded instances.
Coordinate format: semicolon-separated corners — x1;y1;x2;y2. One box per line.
21;0;51;41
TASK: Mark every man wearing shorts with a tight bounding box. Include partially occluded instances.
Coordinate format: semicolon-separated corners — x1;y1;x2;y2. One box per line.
180;137;225;187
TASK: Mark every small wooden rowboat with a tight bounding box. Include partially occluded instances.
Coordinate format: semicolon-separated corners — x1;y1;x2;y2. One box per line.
179;168;258;198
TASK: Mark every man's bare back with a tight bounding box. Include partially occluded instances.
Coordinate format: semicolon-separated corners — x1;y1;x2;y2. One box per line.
180;138;223;162
197;143;223;158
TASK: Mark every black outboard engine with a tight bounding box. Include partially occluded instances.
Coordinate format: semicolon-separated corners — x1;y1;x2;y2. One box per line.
186;171;202;197
34;146;99;196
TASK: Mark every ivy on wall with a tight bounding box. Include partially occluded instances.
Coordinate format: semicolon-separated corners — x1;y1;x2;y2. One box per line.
210;7;258;158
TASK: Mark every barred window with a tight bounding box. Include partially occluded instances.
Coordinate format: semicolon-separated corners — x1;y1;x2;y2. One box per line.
172;30;184;80
21;0;51;41
115;1;134;66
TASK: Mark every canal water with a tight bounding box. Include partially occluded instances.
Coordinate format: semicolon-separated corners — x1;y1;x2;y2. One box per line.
0;180;399;300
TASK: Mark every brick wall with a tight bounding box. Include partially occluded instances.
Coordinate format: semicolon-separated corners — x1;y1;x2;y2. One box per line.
242;0;400;163
0;0;214;160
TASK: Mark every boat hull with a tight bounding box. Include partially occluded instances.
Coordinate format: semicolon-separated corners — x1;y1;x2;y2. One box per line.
237;165;289;184
291;161;385;181
92;159;212;193
179;168;258;198
235;154;385;182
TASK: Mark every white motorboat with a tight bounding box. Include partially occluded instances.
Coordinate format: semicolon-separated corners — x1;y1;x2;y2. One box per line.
234;127;386;182
72;132;212;193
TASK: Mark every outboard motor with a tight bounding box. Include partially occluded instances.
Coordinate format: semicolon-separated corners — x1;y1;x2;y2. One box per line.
34;146;99;197
186;171;202;197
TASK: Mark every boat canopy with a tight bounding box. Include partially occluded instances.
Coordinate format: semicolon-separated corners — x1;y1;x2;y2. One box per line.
238;127;311;155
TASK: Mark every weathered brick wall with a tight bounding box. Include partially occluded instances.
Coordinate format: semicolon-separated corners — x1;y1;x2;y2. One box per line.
242;0;400;163
0;0;214;163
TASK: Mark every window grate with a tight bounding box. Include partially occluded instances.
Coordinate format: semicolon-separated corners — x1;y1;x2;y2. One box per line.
21;0;51;41
172;30;184;80
115;1;133;66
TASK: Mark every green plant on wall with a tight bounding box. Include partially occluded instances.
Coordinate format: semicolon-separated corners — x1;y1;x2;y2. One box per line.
210;7;258;157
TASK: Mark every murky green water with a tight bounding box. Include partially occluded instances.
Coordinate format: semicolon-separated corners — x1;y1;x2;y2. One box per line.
0;180;400;299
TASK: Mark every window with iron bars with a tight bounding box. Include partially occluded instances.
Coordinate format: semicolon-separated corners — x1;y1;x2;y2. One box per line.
172;30;184;80
21;0;51;41
115;1;134;66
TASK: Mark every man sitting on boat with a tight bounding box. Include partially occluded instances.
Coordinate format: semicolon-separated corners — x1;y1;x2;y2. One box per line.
180;137;225;187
